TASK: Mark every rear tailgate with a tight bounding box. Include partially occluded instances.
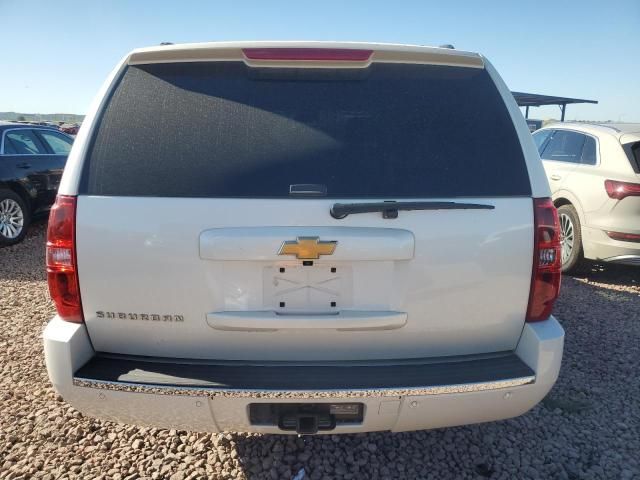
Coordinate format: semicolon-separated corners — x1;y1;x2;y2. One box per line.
77;197;532;360
75;47;534;361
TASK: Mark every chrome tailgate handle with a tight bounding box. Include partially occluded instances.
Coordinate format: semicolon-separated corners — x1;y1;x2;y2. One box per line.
207;310;407;331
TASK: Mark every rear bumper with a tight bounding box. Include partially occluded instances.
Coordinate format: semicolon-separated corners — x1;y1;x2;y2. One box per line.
44;316;564;434
582;226;640;265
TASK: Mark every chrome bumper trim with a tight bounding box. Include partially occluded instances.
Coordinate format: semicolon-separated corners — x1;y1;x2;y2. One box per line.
72;376;535;399
603;255;640;266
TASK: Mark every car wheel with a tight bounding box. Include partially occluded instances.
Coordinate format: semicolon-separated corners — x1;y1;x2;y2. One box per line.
557;204;587;274
0;189;30;246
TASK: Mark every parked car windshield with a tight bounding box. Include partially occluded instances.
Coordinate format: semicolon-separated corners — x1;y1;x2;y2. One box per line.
83;62;530;198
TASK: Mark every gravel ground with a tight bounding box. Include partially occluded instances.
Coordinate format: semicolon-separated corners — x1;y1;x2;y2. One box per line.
1;221;638;480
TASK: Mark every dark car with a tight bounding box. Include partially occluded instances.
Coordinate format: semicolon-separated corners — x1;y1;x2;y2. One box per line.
0;122;73;245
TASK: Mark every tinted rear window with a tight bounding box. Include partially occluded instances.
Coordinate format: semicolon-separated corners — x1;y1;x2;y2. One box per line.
82;62;530;198
633;143;640;172
623;142;640;173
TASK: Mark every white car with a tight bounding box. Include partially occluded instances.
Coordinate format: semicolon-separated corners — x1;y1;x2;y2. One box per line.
43;41;564;435
534;123;640;272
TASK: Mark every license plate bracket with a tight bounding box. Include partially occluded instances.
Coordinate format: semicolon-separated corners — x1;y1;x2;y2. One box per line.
263;265;353;312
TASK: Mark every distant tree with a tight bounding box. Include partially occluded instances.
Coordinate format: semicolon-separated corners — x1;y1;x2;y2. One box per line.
17;115;26;121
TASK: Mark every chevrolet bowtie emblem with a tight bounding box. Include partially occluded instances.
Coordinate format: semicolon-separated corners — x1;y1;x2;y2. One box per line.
278;236;337;260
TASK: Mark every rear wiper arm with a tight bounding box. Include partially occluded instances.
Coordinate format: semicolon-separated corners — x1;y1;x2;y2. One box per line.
330;201;495;219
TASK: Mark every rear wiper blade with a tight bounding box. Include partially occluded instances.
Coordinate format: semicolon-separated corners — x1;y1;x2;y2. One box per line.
330;201;495;219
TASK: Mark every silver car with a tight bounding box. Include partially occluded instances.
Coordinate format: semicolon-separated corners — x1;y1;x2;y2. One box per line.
534;123;640;272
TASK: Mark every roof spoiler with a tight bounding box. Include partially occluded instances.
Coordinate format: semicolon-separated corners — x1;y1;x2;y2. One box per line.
127;42;484;69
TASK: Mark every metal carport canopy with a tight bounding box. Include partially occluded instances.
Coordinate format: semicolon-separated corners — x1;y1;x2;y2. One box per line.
511;92;598;121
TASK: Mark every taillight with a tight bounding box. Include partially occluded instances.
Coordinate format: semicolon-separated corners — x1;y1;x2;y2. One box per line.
604;179;640;200
242;48;373;62
46;195;83;323
526;198;561;322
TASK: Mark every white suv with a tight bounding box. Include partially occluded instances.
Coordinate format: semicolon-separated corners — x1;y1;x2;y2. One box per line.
43;41;564;435
534;123;640;272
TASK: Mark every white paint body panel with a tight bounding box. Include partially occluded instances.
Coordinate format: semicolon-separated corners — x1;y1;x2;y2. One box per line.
43;315;564;433
76;196;533;361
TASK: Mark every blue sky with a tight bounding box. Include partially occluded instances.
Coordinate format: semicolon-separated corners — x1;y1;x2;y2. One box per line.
1;0;638;121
